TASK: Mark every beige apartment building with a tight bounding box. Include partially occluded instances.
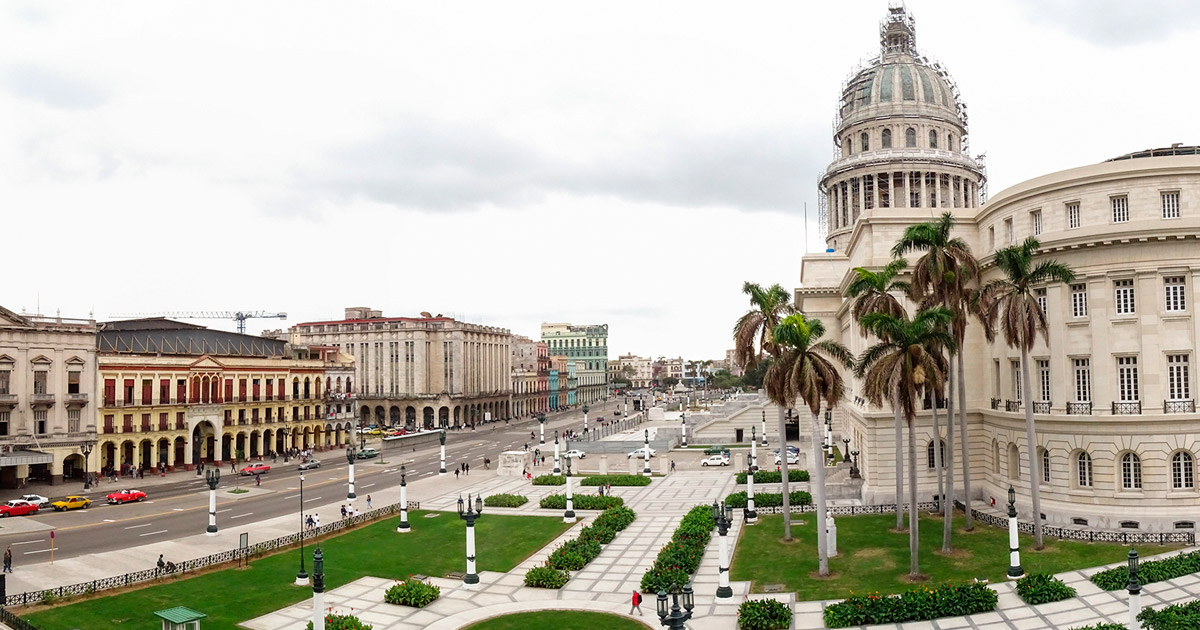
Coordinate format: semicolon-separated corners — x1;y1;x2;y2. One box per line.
293;307;512;429
796;6;1200;532
610;354;653;389
0;306;98;487
511;335;539;418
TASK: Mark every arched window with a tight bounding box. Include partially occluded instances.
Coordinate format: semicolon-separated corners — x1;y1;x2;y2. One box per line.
861;132;869;152
1007;443;1020;480
1121;452;1142;490
905;127;917;147
927;439;946;469
1040;447;1051;483
846;136;853;155
992;439;1000;474
948;133;955;152
929;130;938;148
882;129;892;148
1172;451;1195;489
1076;451;1093;487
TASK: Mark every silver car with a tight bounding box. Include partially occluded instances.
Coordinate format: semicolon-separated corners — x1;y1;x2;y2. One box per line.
298;459;321;470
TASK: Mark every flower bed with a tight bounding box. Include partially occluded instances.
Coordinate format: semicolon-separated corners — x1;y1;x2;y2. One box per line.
523;565;570;589
822;582;998;628
532;475;566;486
1015;573;1076;605
640;505;715;593
1139;599;1200;629
308;613;372;630
580;474;652;486
1069;625;1126;630
483;493;529;508
1090;550;1200;590
735;469;810;484
539;494;624;510
383;577;441;608
724;490;812;509
524;505;638;589
737;598;792;630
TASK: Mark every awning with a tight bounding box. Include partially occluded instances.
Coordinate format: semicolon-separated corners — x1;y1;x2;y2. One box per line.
0;451;54;466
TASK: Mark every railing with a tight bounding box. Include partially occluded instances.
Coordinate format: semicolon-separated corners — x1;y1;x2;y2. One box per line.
29;394;55;405
1067;401;1093;415
1111;401;1142;415
990;398;1000;410
0;393;16;405
3;499;421;608
921;398;946;410
1032;401;1051;414
956;501;1193;545
756;501;940;516
1005;400;1021;412
65;393;89;405
0;606;39;630
1165;399;1196;414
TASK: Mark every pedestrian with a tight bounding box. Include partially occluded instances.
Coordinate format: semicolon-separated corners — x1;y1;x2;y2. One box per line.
255;474;261;487
630;590;643;615
306;514;315;530
670;460;676;473
607;483;612;495
340;504;347;519
366;495;372;509
455;468;460;480
157;554;165;574
465;462;470;475
313;514;321;529
3;546;11;573
231;460;236;473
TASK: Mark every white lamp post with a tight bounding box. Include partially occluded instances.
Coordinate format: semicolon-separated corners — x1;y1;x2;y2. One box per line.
553;432;561;475
1127;549;1142;630
680;412;687;447
760;410;768;446
745;455;757;524
345;446;357;502
712;501;733;598
458;494;483;586
643;429;652;477
563;444;575;523
439;430;447;474
205;469;220;536
750;426;758;471
397;465;411;533
1006;486;1024;579
582;405;589;434
538;413;546;445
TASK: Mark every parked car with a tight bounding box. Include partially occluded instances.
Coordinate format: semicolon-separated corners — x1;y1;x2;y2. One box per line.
627;446;657;458
773;445;801;455
701;455;730;467
563;449;586;459
106;489;147;504
703;445;729;455
357;448;379;459
297;459;321;470
50;496;91;511
0;500;39;517
17;494;50;508
614;410;622;416
240;464;271;476
774;452;800;465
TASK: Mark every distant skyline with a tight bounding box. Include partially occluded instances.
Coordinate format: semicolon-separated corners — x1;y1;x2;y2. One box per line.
3;1;1198;359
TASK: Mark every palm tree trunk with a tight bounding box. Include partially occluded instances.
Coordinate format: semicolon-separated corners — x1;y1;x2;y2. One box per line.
812;410;829;575
907;416;920;577
894;405;904;530
957;352;973;531
932;398;944;506
942;358;956;553
1021;348;1044;550
778;405;792;541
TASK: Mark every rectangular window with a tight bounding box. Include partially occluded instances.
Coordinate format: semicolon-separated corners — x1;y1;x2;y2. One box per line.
1117;356;1139;402
1071;284;1088;317
159;379;170;403
1067;202;1081;229
1165;276;1186;312
1004;217;1014;244
1112;196;1129;223
0;411;8;436
68;371;81;394
1168;354;1191;401
141;379;152;405
1162;191;1181;219
1036;288;1048;319
1074;358;1092;402
33;371;48;395
0;370;9;395
989;226;995;250
1114;279;1136;314
1011;360;1022;401
67;408;80;433
1031;209;1042;236
34;410;47;434
1038;359;1051;402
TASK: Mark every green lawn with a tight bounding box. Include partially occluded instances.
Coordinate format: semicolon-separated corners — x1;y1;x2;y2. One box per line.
463;610;652;630
25;511;573;630
731;512;1180;600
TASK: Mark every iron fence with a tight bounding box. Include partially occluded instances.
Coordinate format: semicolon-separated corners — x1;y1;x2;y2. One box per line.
1164;399;1195;414
1005;400;1021;412
990;398;1000;410
1111;401;1142;415
1067;401;1093;415
1032;401;1052;414
954;501;1193;545
3;500;420;608
0;607;39;630
754;501;939;516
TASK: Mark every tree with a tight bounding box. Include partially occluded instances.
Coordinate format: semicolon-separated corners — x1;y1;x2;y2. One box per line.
893;212;980;546
765;313;853;575
977;237;1074;550
663;377;679;388
709;369;739;390
732;281;797;539
856;308;955;577
846;258;911;530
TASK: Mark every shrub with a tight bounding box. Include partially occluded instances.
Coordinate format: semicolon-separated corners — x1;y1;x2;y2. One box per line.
1138;599;1200;629
483;493;528;508
307;613;373;630
547;538;603;571
579;524;616;544
725;490;812;509
1069;625;1127;630
640;505;715;593
735;469;810;484
532;475;566;486
539;494;624;510
1091;549;1200;591
593;506;637;531
383;577;441;608
1015;573;1076;605
737;598;792;630
524;564;570;589
823;582;998;628
579;474;651;486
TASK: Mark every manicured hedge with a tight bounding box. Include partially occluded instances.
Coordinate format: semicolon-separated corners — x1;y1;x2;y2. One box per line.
724;490;812;509
823;582;998;628
737;598;792;630
1139;599;1200;629
483;493;528;508
308;613;373;630
580;474;651;486
1091;550;1200;591
1069;625;1126;630
532;474;566;486
547;537;603;571
525;505;637;589
1015;573;1076;605
524;565;570;589
539;494;625;510
735;469;810;484
640;505;715;593
383;577;441;608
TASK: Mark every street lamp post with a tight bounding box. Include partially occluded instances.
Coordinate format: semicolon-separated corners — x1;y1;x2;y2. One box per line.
79;441;95;490
1127;549;1142;630
745;455;757;524
624;396;628;418
538;413;546;445
296;473;309;585
643;429;652;477
823;411;833;463
311;546;325;630
680;412;687;447
842;437;851;463
205;469;220;536
712;501;733;598
750;427;758;472
760;410;767;446
563;444;575;524
655;583;695;630
397;465;411;533
457;494;484;586
553;432;561;475
1006;486;1024;579
439;430;447;474
345;446;356;502
850;450;861;479
582;405;589;434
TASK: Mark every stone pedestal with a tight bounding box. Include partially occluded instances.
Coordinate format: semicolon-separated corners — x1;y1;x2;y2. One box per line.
497;450;528;477
827;516;838;557
628;457;639;475
599;455;608;475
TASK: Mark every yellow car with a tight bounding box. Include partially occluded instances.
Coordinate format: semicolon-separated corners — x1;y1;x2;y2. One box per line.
366;428;384;435
51;496;91;511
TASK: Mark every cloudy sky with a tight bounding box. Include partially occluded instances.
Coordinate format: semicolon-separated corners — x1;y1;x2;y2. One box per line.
3;0;1198;360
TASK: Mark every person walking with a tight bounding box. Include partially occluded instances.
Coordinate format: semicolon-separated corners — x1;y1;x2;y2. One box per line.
313;514;321;529
4;546;12;573
670;460;676;473
454;468;460;480
465;462;470;476
366;495;372;509
157;554;165;574
630;590;643;615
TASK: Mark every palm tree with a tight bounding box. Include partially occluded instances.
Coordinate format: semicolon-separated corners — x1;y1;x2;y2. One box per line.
766;313;854;576
846;258;911;530
856;308;955;577
893;212;980;546
977;237;1074;550
732;281;798;539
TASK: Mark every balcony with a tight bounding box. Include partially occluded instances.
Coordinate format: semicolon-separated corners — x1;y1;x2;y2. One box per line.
1111;401;1142;415
1032;401;1051;414
30;393;55;406
0;393;15;407
1005;400;1021;412
990;398;1000;410
1165;399;1196;414
1066;402;1093;415
66;393;89;406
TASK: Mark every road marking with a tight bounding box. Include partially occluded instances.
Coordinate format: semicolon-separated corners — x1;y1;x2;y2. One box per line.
230;513;253;519
11;540;40;546
217;509;232;514
139;529;168;537
102;519;115;523
362;483;375;489
284;494;300;500
173;508;185;512
23;549;52;555
303;497;322;503
124;523;153;530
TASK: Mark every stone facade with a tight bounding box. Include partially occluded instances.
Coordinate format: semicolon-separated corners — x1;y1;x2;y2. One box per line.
511;335;539;418
610;354;653;388
540;322;608;403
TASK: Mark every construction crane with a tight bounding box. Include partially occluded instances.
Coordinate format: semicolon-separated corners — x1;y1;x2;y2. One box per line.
110;311;287;334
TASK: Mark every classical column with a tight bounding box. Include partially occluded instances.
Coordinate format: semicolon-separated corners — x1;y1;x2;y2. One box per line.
903;171;911;208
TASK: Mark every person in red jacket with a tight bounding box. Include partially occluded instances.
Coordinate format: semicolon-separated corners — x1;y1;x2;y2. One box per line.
630;590;643;615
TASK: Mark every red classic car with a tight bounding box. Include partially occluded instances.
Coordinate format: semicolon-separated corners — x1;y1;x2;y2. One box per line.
239;464;271;476
0;500;39;517
106;489;147;504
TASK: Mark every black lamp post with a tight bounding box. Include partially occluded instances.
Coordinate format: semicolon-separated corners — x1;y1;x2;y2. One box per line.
553;431;561;475
205;468;220;535
311;546;325;630
457;494;484;586
712;500;734;598
79;441;95;489
397;465;410;533
842;438;851;463
296;472;309;585
850;449;861;479
1127;549;1142;627
345;445;357;501
745;454;757;524
563;442;575;523
760;409;767;446
655;583;695;630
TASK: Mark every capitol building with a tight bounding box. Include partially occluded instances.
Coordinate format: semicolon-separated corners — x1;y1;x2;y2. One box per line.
797;5;1200;532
